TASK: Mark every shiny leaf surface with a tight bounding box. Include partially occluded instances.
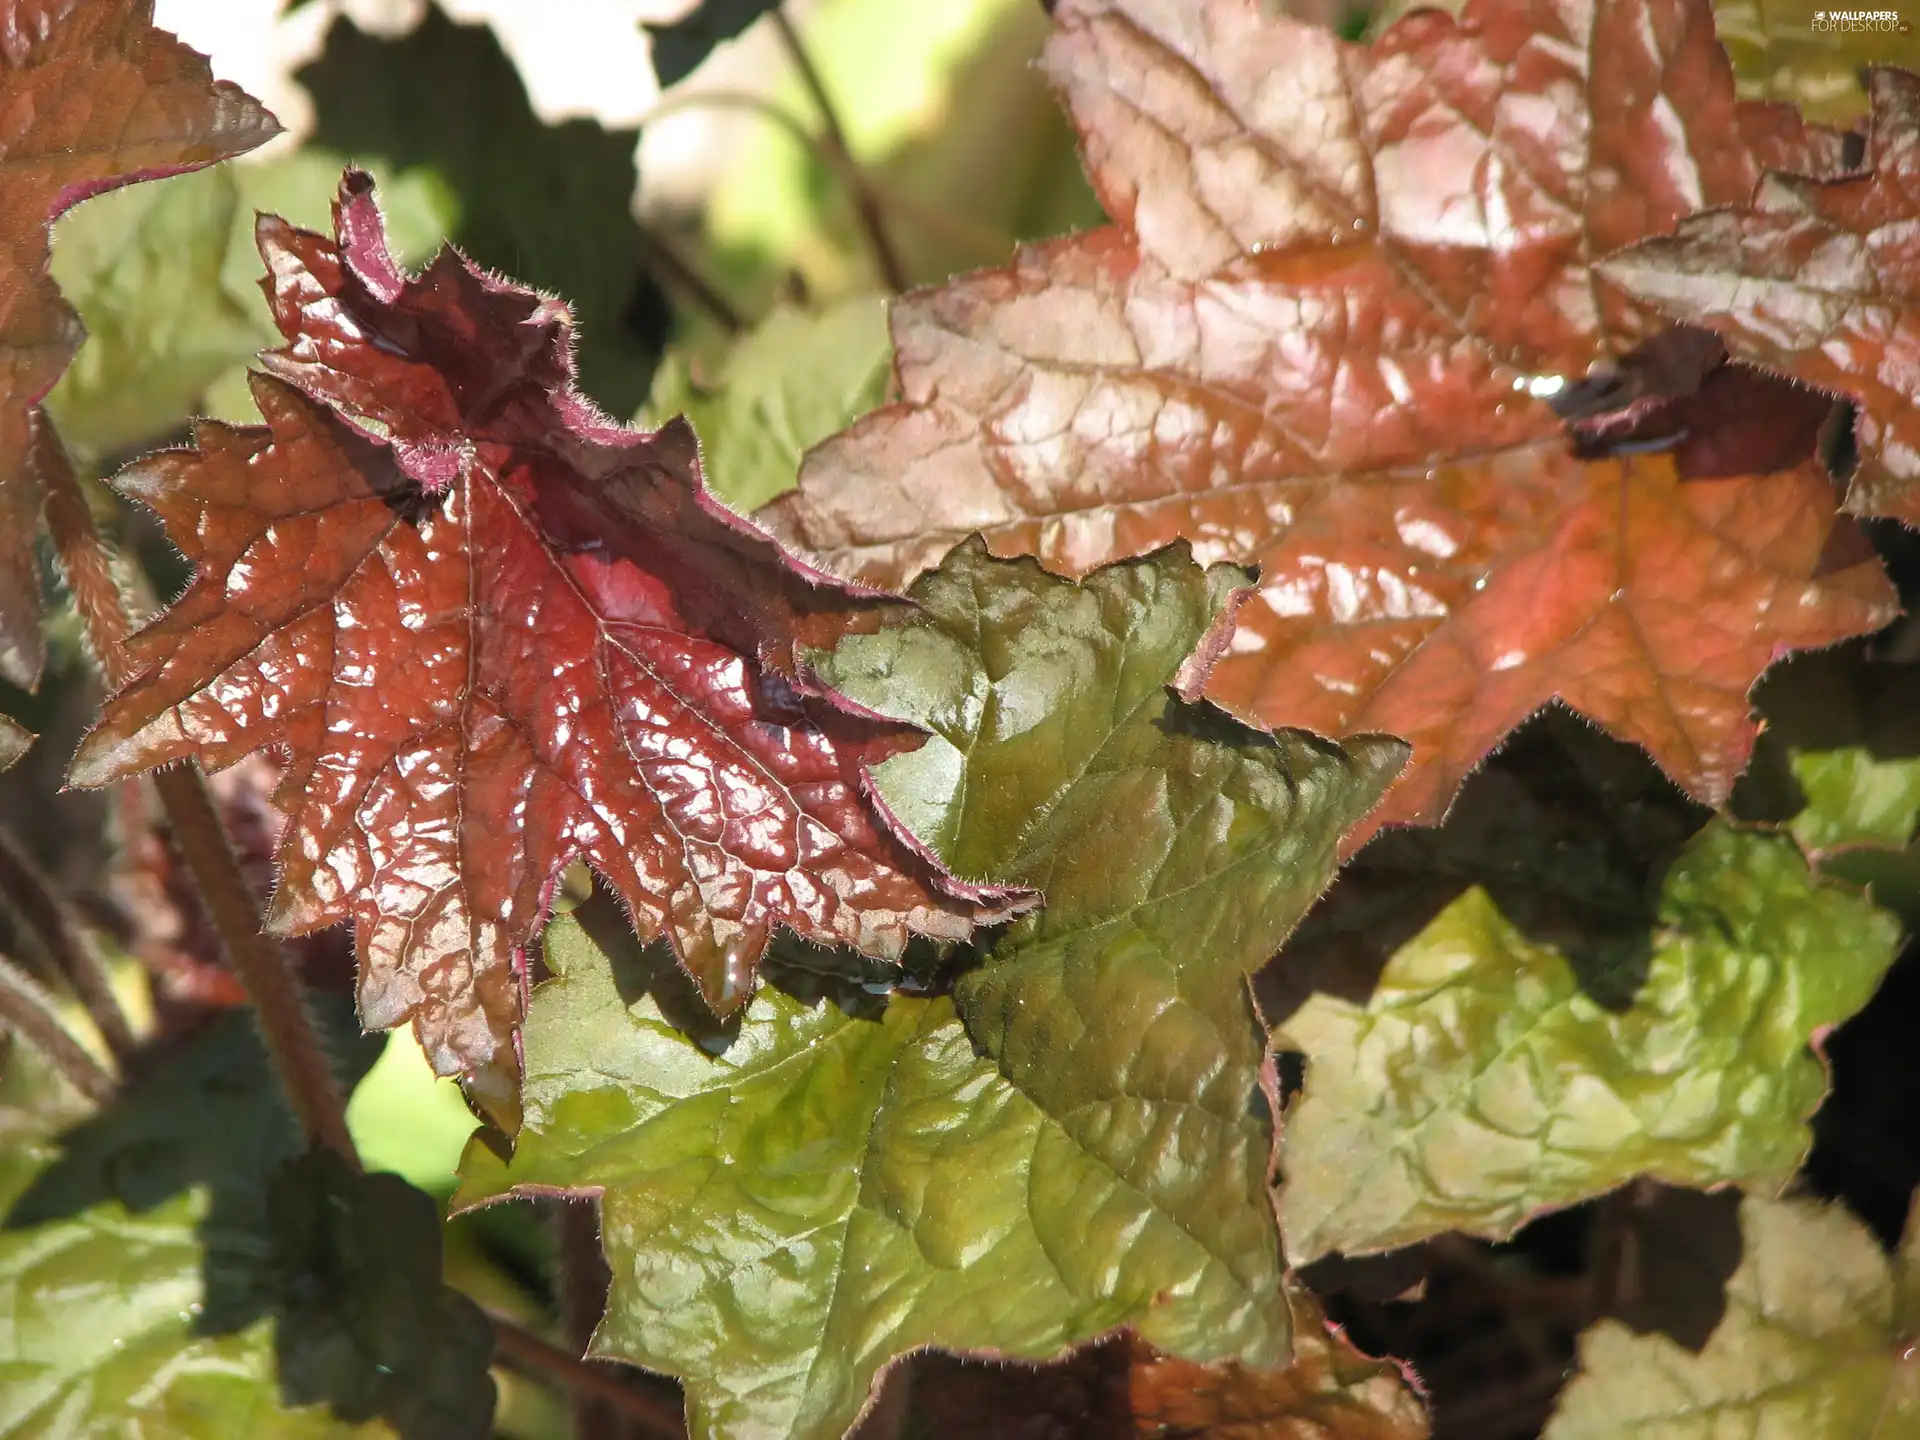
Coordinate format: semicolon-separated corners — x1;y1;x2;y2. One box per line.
1544;1195;1920;1438
0;1004;397;1438
0;0;279;689
68;173;1022;1112
1276;823;1899;1262
457;542;1402;1440
768;0;1893;830
1604;69;1920;526
639;294;891;515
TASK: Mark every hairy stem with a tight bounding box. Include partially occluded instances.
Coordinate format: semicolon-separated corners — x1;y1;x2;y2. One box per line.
150;767;360;1164
37;410;361;1166
0;949;118;1105
37;417;134;687
0;824;138;1067
770;7;909;293
490;1311;686;1439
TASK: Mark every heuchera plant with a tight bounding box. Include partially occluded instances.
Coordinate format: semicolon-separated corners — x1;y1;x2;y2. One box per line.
1;0;1918;1438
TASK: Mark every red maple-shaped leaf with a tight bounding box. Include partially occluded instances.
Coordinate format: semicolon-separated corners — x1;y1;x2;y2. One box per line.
1604;68;1920;525
70;172;1026;1107
766;0;1895;831
0;0;279;689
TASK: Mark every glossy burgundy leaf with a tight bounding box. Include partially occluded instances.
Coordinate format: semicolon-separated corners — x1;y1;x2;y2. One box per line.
0;0;278;690
69;172;1026;1110
1604;68;1920;526
767;0;1893;831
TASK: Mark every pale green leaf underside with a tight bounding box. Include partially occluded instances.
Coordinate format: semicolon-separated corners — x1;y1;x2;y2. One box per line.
1545;1196;1920;1438
458;543;1403;1440
1789;747;1920;855
640;294;891;515
46;151;452;458
1278;824;1899;1263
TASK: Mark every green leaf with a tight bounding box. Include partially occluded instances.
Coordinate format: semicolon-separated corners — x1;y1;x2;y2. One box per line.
44;163;256;459
1260;712;1709;1031
44;152;452;459
0;1004;385;1437
0;1003;492;1439
1712;0;1920;125
703;0;1104;306
1789;748;1920;856
1544;1195;1920;1438
639;295;891;514
457;541;1403;1440
1276;823;1900;1263
298;4;657;413
266;1151;495;1440
1785;746;1920;925
343;1030;489;1198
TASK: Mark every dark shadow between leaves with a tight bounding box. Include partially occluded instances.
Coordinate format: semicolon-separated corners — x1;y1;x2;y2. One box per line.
645;0;781;89
4;1000;381;1331
1259;708;1707;1027
570;885;741;1051
1803;941;1920;1245
1555;328;1841;483
570;882;1004;1055
1605;1182;1744;1353
2;1000;492;1437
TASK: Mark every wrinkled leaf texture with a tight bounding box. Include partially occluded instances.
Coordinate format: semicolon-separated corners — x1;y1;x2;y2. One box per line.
68;172;1025;1115
1276;822;1899;1262
457;542;1404;1440
767;0;1896;833
0;0;279;690
1606;69;1920;527
1545;1195;1920;1437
